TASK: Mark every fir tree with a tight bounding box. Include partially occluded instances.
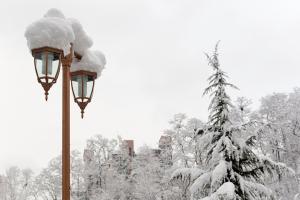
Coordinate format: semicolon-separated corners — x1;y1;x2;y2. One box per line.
188;43;293;200
203;41;238;131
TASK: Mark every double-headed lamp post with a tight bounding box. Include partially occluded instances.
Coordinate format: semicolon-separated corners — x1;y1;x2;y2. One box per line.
26;9;105;200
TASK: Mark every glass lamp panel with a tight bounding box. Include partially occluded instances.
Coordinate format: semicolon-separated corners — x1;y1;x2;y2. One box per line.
79;75;88;98
35;52;44;79
41;53;48;75
47;53;60;78
71;75;80;98
86;75;94;98
35;52;60;79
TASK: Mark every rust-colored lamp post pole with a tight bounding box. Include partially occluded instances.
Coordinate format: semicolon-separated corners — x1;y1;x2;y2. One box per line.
61;50;72;200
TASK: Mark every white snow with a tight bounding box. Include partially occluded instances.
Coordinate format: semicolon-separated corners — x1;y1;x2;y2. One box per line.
260;155;295;176
190;168;205;180
294;193;300;200
71;50;106;78
44;8;66;19
68;18;93;55
199;197;211;200
170;168;204;182
25;8;75;55
215;182;235;198
190;172;211;194
211;135;234;163
25;8;106;78
211;160;228;187
199;182;236;200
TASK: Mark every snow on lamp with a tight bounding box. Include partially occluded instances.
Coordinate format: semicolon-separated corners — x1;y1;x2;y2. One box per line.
70;50;105;118
25;8;75;100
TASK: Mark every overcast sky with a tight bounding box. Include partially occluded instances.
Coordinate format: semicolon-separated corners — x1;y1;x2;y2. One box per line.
0;0;300;173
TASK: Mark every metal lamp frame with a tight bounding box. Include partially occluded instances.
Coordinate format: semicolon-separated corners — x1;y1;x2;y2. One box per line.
32;46;63;100
70;70;97;118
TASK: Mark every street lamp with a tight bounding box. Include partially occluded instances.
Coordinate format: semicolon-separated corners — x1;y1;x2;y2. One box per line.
70;70;97;118
25;8;106;200
32;47;63;100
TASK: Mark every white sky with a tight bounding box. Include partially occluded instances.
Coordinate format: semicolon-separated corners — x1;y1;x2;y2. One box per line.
0;0;300;173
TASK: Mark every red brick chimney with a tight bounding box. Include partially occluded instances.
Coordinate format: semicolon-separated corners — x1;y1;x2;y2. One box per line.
123;140;134;157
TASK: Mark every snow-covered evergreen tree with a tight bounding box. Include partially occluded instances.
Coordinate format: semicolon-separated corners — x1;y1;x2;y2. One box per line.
188;43;293;200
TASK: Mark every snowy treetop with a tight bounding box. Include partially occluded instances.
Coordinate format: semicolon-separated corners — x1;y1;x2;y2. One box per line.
25;8;106;77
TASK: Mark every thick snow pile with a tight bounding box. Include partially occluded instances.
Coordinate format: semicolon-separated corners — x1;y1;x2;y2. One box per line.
25;8;106;77
25;8;95;57
214;182;235;199
25;8;75;55
190;172;211;194
211;160;228;187
68;18;93;55
71;50;106;78
199;182;236;200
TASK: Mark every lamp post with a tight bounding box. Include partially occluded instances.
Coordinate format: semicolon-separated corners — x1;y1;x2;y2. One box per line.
26;8;105;200
31;44;79;200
